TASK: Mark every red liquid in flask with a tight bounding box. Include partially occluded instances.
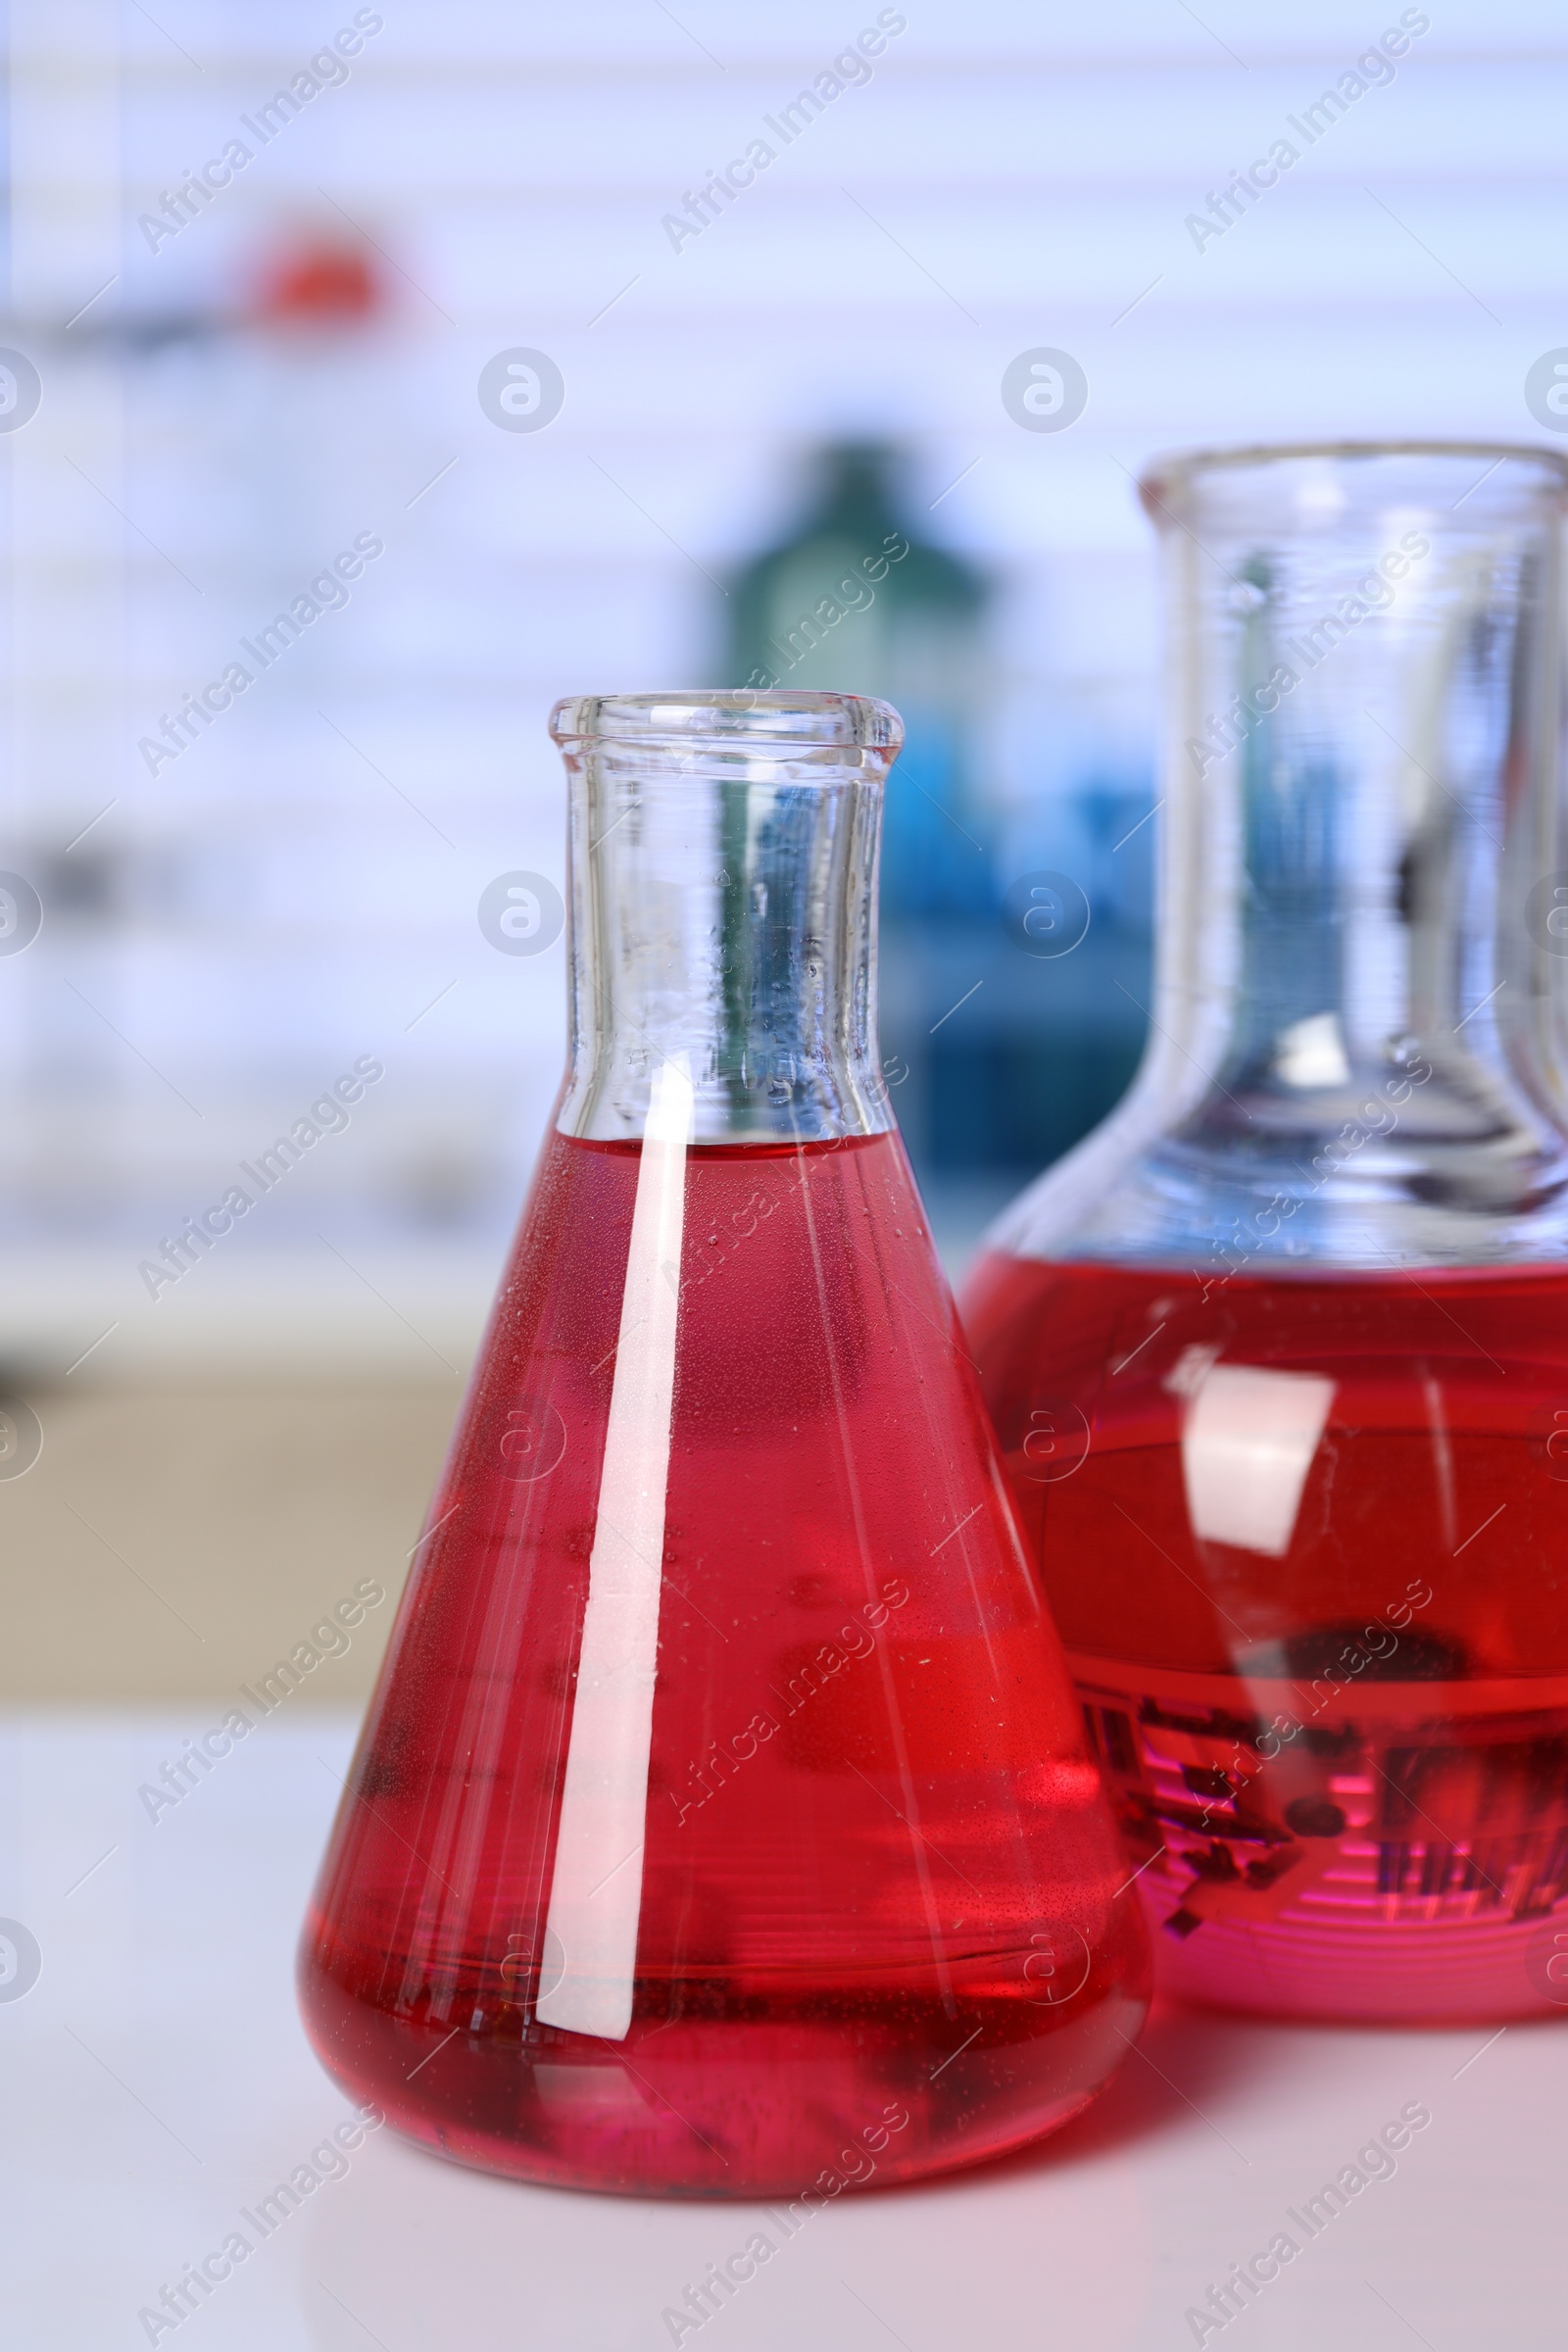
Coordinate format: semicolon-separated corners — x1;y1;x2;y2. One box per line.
299;1132;1150;2194
962;1251;1568;2023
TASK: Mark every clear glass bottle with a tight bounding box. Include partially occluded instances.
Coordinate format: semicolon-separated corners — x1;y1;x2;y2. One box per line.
963;444;1568;2023
299;690;1150;2193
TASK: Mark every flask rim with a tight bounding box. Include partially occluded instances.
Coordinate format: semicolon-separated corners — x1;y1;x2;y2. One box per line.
1141;438;1568;516
549;689;904;755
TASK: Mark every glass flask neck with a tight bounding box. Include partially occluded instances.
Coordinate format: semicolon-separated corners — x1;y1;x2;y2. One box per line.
549;692;903;1144
997;442;1568;1270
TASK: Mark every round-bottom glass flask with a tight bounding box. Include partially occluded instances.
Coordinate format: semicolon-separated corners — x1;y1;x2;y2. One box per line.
299;692;1150;2192
964;444;1568;2025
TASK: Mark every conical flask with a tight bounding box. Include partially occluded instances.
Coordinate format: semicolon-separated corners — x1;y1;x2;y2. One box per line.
299;690;1150;2194
963;442;1568;2024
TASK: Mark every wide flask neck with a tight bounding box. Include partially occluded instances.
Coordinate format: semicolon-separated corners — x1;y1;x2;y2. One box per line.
998;441;1568;1271
551;693;900;1145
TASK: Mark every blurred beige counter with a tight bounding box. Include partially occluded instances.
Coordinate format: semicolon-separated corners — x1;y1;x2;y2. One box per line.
0;1377;458;1704
0;1203;997;1708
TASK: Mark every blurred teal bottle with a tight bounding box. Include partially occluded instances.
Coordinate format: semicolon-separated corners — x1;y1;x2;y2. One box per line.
727;442;991;923
726;444;999;1197
725;443;1152;1201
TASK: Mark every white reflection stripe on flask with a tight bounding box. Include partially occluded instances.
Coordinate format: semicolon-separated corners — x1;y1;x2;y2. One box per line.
536;1054;693;2040
1181;1362;1335;1559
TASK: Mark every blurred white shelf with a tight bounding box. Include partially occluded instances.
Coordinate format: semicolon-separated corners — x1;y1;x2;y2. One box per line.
0;1239;506;1380
0;1183;1010;1380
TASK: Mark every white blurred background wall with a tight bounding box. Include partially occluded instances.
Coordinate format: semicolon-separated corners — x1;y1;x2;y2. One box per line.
1;0;1563;1693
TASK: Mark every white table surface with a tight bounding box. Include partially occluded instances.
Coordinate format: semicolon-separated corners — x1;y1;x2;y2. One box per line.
3;1711;1560;2351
